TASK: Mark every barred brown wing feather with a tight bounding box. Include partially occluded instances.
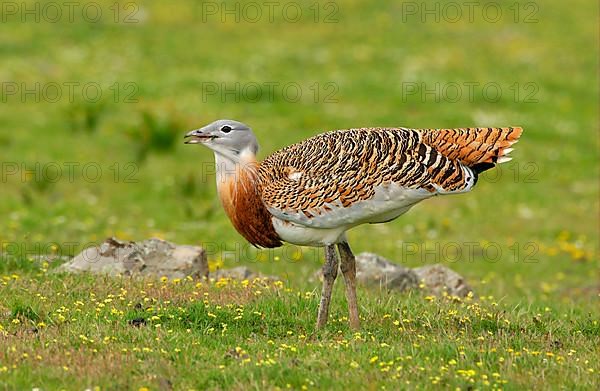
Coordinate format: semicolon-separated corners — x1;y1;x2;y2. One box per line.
258;128;478;228
420;127;522;166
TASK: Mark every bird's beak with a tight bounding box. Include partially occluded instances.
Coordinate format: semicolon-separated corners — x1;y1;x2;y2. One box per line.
184;128;218;144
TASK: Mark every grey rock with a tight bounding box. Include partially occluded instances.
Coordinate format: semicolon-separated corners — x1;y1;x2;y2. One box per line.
209;266;279;281
314;252;473;297
413;264;473;298
56;237;208;280
354;252;419;291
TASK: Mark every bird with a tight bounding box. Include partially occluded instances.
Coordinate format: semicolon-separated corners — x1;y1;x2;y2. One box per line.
184;120;523;330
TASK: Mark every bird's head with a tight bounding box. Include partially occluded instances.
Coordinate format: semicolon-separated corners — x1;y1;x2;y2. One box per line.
184;119;259;161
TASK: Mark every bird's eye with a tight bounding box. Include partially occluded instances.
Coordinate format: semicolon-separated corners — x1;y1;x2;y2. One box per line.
220;125;232;133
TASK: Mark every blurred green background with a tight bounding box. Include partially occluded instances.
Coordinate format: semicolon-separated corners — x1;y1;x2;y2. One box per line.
1;0;598;301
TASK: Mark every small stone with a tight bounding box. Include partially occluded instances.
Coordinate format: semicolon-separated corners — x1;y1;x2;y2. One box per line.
413;264;473;298
209;266;278;281
354;252;419;291
128;317;147;327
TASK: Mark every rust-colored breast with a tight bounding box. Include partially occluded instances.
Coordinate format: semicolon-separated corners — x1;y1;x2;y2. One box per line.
218;164;282;249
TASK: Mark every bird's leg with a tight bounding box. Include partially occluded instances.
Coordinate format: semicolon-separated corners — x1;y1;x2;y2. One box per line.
337;242;360;330
316;244;338;330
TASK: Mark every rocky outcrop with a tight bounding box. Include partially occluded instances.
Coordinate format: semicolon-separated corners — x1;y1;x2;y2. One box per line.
58;239;472;297
315;252;473;297
56;237;208;280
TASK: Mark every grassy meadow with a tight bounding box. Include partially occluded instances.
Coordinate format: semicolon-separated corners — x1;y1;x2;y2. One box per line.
0;0;598;389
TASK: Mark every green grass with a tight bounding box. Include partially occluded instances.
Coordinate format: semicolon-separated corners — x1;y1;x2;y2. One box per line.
0;0;599;389
1;273;598;390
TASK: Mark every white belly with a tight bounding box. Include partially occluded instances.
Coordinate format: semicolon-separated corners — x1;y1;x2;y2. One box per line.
272;218;349;246
267;183;435;230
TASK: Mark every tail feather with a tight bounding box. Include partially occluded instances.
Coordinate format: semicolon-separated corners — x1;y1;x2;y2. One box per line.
420;127;523;171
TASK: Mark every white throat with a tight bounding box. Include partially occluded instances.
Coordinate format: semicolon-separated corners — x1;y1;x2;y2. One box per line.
213;147;257;188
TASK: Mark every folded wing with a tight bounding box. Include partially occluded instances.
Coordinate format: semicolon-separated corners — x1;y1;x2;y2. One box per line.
258;127;522;228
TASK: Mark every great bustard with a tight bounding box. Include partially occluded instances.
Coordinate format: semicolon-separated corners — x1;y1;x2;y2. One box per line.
185;120;522;329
